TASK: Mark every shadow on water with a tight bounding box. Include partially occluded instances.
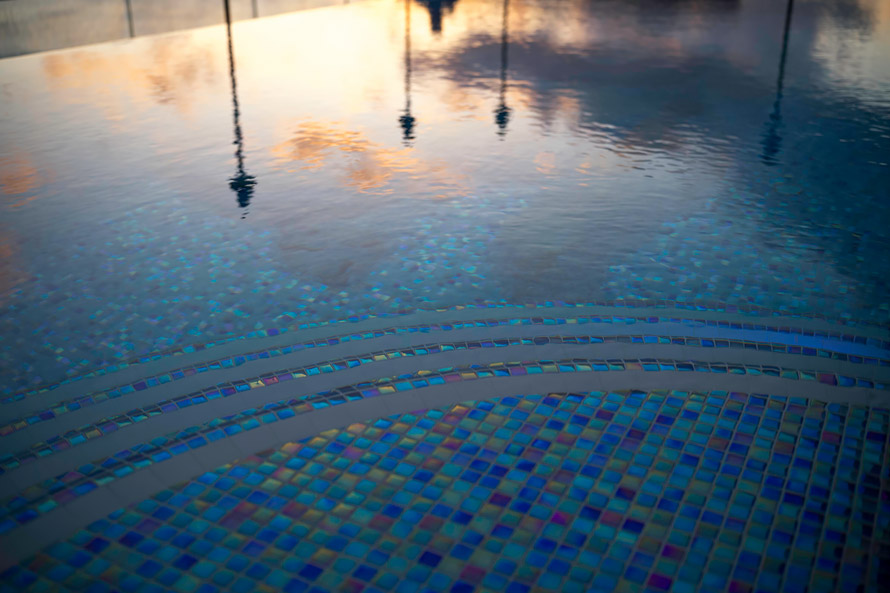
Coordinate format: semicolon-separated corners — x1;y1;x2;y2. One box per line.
760;0;794;166
224;0;257;216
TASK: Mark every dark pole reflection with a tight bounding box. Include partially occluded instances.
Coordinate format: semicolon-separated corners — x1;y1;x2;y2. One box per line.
125;0;134;37
760;0;794;166
418;0;455;35
399;0;417;146
494;0;510;137
252;0;259;18
224;0;257;216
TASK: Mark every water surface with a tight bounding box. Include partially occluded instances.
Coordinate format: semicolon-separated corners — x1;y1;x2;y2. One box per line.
1;0;889;391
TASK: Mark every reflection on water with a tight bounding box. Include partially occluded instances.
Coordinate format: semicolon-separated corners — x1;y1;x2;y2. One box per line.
760;0;795;165
0;0;889;390
494;0;510;136
225;0;258;214
417;0;459;34
0;154;42;201
400;0;417;145
40;39;219;117
272;120;467;195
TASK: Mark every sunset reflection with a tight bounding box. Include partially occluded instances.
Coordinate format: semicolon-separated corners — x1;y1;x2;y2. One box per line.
41;36;220;117
0;154;52;209
0;155;40;197
0;0;888;406
271;120;467;197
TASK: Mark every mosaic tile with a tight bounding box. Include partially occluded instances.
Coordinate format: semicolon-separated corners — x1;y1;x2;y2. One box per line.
5;324;884;437
3;350;886;530
2;390;886;593
7;305;887;402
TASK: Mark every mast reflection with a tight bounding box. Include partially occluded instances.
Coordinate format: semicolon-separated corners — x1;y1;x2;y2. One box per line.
224;0;257;216
494;0;510;137
760;0;794;166
399;0;417;146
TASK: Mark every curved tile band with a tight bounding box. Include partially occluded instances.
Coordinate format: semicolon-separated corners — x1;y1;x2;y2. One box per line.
0;305;887;576
0;358;887;566
5;325;889;442
5;331;889;477
7;303;888;406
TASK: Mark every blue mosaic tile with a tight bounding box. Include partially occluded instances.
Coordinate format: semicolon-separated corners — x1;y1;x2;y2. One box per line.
2;389;887;593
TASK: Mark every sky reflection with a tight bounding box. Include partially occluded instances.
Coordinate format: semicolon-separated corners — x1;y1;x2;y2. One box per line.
0;0;888;390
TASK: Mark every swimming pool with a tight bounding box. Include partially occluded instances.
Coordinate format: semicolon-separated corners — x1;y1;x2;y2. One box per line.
0;0;888;591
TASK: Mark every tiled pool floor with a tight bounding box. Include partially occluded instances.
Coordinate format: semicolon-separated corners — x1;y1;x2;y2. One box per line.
2;0;890;590
0;305;888;592
3;389;887;593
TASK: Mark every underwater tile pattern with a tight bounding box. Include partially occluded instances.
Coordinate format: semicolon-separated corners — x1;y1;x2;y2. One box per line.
2;389;888;593
5;320;887;437
2;351;887;533
7;303;887;400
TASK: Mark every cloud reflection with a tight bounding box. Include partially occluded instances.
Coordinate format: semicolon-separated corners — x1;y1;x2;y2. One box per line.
41;38;219;117
271;120;467;197
0;154;53;209
272;121;466;198
0;155;40;197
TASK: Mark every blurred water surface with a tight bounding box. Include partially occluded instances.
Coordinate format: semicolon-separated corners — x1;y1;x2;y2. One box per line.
1;0;889;390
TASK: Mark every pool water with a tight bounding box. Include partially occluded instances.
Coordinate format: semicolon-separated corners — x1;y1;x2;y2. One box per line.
0;0;888;591
2;0;889;391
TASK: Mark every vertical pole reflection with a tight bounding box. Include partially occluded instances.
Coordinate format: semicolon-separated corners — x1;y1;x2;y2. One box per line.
494;0;510;137
760;0;794;166
224;0;257;217
399;0;417;146
252;0;259;18
125;0;134;37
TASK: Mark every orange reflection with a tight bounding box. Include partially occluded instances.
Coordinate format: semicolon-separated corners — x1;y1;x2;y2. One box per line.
0;156;39;196
42;36;220;117
0;154;53;208
410;0;689;59
533;151;557;174
271;120;467;198
16;0;831;210
0;232;27;304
